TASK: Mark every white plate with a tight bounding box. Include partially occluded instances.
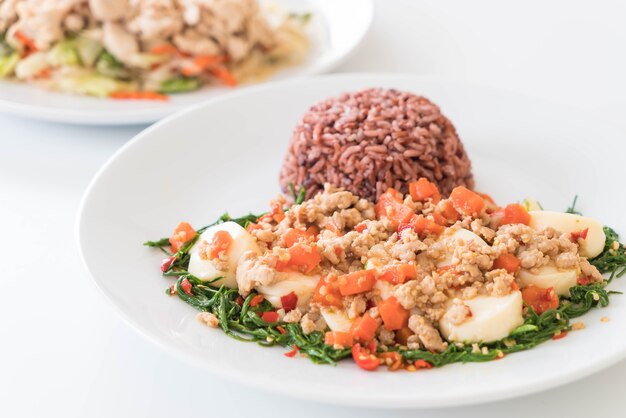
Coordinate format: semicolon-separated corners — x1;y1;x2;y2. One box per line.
77;74;626;408
0;0;372;126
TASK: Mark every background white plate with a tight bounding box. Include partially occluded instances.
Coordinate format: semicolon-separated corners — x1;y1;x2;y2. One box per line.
0;0;373;125
77;74;626;408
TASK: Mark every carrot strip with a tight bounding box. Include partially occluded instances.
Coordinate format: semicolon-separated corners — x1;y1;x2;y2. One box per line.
110;91;169;101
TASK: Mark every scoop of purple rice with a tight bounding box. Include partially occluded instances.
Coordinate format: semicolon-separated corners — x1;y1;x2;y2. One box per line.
279;88;474;202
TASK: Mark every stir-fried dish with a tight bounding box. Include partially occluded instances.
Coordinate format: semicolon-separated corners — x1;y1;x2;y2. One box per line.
146;181;625;371
0;0;309;99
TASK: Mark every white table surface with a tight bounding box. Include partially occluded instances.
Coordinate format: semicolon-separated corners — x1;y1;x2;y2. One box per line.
2;1;625;416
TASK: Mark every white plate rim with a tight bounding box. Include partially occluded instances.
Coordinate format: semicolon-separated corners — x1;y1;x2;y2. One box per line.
76;73;626;408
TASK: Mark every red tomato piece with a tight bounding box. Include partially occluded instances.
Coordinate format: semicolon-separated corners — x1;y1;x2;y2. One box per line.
351;343;380;371
280;291;298;312
521;285;559;314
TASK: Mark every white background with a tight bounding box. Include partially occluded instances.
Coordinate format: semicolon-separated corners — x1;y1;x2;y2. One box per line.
1;1;625;416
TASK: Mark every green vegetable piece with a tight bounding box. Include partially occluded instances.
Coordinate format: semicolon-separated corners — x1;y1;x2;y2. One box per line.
95;50;130;79
0;52;19;77
48;40;81;66
158;77;202;94
75;36;103;68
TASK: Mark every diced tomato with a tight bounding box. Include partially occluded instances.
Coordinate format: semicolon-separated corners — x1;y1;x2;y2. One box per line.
409;178;441;203
285;243;321;274
276;326;287;335
399;214;445;237
250;294;265;307
378;264;417;285
355;222;367;233
312;274;343;308
351;343;380;371
324;331;354;348
180;278;193;296
500;203;531;226
246;222;262;233
577;276;591;286
235;296;245;306
375;189;415;229
338;270;377;296
168;284;176;295
160;255;177;272
395;327;413;345
477;192;496;205
522;285;559;314
378;296;410;331
257;203;285;223
511;280;520;291
280;292;298;312
283;228;306;247
571;228;589;242
284;346;299;357
208;230;233;260
449;186;485;217
493;253;521;274
414;359;433;370
350;314;379;343
434;200;461;226
169;222;196;252
261;311;279;323
552;331;568;340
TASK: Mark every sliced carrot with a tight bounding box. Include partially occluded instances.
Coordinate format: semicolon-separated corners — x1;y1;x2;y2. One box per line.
181;55;225;76
110;91;168;101
14;30;37;55
150;44;178;55
500;203;531;226
169;222;196;252
493;253;521;274
324;331;354;348
522;285;559;314
350;313;378;343
409;178;441;203
378;264;417;285
211;65;237;87
312;274;343;308
378;296;410;331
338;270;377;296
449;186;485;217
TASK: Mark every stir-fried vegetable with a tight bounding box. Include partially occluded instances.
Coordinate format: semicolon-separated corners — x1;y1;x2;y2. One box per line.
145;196;625;370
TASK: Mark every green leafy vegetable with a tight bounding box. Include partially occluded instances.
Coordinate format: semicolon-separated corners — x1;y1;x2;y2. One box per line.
158;77;202;94
565;195;581;215
589;226;626;279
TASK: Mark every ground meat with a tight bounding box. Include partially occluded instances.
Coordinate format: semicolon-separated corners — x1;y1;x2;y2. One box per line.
408;314;448;352
377;328;395;345
196;312;219;328
443;299;472;325
579;257;604;282
283;308;302;323
484;269;515;297
518;248;548;269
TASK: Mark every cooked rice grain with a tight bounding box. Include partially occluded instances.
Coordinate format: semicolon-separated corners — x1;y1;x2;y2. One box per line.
279;88;474;201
